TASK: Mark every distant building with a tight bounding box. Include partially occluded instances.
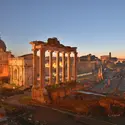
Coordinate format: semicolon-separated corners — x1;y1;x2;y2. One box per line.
77;61;96;74
80;54;98;61
0;39;12;83
110;57;117;63
0;38;39;87
100;55;110;63
100;52;117;63
9;54;39;87
78;54;99;74
116;58;125;63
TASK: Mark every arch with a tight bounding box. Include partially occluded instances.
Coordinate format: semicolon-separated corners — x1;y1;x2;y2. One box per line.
13;69;18;80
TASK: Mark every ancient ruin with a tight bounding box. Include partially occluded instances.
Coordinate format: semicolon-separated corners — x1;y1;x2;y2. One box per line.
0;38;11;83
30;37;77;102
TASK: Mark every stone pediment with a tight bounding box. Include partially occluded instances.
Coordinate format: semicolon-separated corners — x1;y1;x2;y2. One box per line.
46;37;61;46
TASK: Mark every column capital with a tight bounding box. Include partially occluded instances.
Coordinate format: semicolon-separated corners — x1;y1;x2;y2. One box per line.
48;50;54;53
55;51;60;53
62;51;66;54
74;51;78;55
40;47;46;52
32;48;39;53
67;52;71;55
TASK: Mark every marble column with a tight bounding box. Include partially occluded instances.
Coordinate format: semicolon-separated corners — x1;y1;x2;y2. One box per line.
40;48;45;88
33;49;37;87
9;66;12;83
17;66;19;86
11;66;12;83
22;66;24;86
62;52;65;82
56;51;60;84
49;50;53;85
67;52;71;81
73;52;77;81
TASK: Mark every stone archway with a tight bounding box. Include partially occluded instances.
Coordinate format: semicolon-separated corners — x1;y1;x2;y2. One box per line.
13;69;18;80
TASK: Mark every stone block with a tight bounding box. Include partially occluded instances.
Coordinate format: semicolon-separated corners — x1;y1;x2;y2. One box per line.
31;87;45;103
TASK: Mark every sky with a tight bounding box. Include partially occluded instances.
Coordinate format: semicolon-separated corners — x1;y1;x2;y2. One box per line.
0;0;125;58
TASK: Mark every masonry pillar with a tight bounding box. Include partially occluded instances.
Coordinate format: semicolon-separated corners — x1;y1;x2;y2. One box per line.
49;50;53;85
67;52;71;81
40;48;45;88
56;51;60;84
9;66;12;83
73;52;77;81
17;66;19;86
62;52;65;82
33;49;37;88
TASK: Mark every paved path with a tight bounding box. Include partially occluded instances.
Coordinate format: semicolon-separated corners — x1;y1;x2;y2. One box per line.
4;94;116;125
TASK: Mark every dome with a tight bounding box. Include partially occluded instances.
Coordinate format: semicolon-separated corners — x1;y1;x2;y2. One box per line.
0;39;6;52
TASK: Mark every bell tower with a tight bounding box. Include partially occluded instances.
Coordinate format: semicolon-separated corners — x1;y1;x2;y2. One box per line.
109;52;111;59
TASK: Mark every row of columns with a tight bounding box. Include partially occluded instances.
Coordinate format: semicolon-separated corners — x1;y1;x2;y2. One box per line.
33;48;77;88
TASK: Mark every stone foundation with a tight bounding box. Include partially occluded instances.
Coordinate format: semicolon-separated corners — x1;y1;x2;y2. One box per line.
32;87;45;103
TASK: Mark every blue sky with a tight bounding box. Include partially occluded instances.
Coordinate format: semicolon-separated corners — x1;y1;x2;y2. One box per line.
0;0;125;58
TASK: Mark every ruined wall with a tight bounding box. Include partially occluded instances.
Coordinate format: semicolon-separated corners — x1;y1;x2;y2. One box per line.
77;61;96;74
0;51;11;78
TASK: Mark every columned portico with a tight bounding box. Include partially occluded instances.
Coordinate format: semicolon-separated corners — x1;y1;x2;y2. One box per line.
30;38;78;103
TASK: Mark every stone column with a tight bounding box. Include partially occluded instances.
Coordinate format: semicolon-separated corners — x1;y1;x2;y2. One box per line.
22;66;24;86
67;52;71;81
9;66;12;83
62;52;65;82
40;48;45;88
17;66;19;86
33;49;37;88
73;52;77;81
56;51;60;84
11;66;13;83
49;50;53;85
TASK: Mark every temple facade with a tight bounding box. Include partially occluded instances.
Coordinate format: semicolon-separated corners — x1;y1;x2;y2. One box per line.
30;37;77;102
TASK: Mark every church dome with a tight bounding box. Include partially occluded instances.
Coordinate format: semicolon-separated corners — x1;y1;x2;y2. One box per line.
0;39;6;52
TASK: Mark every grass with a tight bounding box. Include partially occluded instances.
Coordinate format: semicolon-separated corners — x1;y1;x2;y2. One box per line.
0;87;24;97
18;96;42;106
0;103;16;112
18;96;32;104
